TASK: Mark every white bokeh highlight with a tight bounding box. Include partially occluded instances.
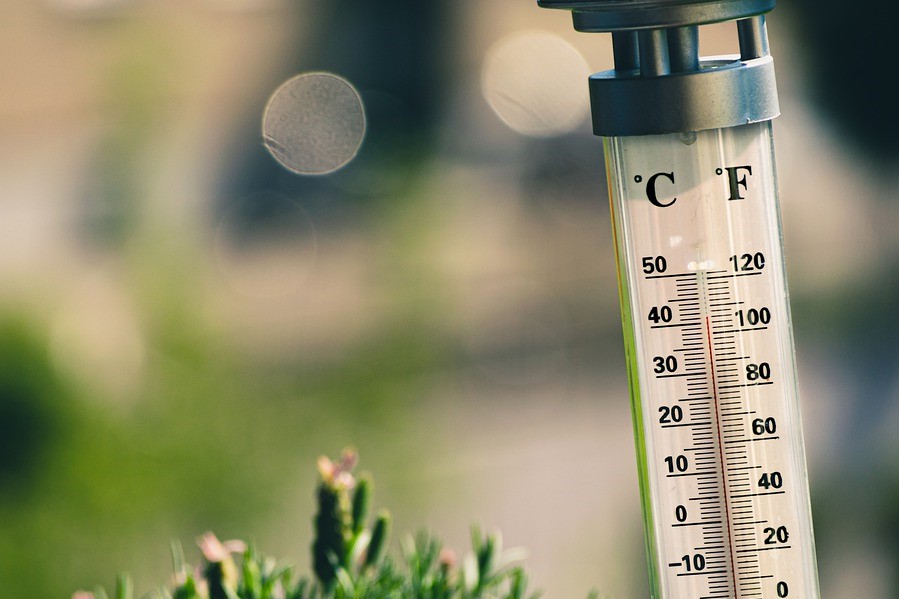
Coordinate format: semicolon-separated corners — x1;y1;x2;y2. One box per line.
263;72;366;175
482;30;590;138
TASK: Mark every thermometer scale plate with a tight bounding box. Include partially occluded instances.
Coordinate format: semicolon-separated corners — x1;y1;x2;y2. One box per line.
606;122;820;598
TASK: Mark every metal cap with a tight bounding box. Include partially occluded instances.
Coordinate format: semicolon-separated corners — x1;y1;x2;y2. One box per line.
537;0;775;31
537;0;779;135
589;55;778;135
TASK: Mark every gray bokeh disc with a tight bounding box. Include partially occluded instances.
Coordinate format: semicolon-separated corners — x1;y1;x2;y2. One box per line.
262;72;366;175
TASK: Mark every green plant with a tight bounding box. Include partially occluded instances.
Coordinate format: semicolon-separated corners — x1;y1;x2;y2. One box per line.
74;450;542;599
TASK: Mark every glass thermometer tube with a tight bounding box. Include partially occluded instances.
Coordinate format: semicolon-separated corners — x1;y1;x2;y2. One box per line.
606;121;820;598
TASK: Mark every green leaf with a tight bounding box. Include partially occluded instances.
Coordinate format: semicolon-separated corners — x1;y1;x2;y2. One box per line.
115;574;133;599
364;511;391;569
172;574;201;599
351;475;372;537
312;480;352;589
170;541;186;578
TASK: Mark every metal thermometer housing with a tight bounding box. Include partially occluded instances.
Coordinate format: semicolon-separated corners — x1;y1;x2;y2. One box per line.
538;2;822;598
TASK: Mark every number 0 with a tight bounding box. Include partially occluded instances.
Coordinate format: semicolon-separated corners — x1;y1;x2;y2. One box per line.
777;581;789;597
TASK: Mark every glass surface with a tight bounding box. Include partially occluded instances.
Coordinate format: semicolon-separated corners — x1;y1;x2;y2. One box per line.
604;122;821;598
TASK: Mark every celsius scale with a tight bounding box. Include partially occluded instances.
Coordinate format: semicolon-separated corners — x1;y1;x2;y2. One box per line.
536;1;822;597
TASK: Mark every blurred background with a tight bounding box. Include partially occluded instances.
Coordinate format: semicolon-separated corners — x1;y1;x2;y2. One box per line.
1;1;898;596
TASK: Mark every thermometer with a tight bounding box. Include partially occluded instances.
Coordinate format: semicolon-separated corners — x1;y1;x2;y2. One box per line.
537;2;822;597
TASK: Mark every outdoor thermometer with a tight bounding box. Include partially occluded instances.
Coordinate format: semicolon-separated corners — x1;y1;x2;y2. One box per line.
536;1;822;597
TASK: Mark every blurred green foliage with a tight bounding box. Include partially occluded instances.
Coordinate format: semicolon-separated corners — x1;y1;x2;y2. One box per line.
76;451;543;599
0;5;459;587
0;280;453;596
0;320;69;494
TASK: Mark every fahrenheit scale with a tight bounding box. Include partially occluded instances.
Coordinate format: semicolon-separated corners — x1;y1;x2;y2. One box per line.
538;1;821;597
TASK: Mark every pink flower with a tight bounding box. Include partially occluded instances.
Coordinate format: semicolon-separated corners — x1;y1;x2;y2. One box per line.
439;547;457;571
317;448;358;489
197;532;247;563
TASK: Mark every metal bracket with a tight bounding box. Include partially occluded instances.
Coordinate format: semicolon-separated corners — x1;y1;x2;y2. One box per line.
538;0;779;135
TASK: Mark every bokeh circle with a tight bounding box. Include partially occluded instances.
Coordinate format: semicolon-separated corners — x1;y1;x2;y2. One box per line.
482;31;590;138
262;72;366;175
